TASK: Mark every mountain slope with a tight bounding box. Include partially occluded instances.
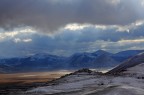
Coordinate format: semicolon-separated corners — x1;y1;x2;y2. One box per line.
0;64;13;73
68;50;117;68
122;63;144;78
107;52;144;74
0;53;67;72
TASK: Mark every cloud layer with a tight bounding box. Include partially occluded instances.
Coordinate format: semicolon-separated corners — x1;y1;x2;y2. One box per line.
0;0;144;32
0;25;144;58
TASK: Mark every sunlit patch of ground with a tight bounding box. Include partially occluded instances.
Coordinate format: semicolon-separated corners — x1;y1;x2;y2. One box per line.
0;70;72;85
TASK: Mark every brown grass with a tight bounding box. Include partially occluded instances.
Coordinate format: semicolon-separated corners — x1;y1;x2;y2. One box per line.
0;70;71;85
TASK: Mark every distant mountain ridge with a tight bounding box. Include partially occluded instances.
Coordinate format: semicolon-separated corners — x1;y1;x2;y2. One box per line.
112;50;144;62
0;50;144;73
68;50;116;68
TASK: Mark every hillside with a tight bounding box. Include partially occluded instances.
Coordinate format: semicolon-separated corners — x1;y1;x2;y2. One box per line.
107;52;144;74
23;63;144;95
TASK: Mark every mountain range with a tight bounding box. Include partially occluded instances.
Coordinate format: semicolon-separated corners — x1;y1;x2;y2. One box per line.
0;50;144;73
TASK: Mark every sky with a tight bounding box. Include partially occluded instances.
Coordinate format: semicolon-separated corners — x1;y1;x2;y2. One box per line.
0;0;144;58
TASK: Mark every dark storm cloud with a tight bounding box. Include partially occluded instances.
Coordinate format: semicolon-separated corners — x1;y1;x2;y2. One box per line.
60;25;144;43
0;0;144;32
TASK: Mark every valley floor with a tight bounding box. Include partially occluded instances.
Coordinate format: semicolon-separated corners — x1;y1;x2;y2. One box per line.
0;70;71;84
0;70;71;95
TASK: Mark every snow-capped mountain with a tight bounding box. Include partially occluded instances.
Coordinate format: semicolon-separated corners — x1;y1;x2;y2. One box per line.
68;50;117;68
0;50;144;73
92;50;113;56
0;53;67;72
